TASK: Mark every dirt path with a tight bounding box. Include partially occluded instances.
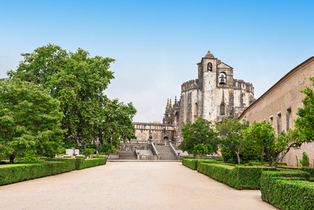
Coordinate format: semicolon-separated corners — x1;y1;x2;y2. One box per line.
0;162;275;210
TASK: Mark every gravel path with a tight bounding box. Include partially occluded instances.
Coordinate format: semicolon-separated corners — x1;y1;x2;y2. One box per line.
0;162;275;210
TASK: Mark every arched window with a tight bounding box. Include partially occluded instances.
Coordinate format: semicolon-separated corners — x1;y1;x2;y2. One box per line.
207;62;212;71
195;103;198;116
219;72;227;84
220;103;225;115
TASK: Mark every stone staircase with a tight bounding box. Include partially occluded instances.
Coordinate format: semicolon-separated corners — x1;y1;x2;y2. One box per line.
155;145;177;160
119;151;137;160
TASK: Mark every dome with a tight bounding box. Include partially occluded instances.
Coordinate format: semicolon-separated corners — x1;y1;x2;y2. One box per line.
205;51;215;58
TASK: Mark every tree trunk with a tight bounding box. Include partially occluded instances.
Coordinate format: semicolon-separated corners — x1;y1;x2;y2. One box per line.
236;148;241;166
9;154;16;163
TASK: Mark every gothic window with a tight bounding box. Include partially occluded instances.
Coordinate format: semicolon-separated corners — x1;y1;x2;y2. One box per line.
286;108;292;131
277;112;282;134
207;62;212;71
195;103;198;116
219;72;227;84
220;103;225;115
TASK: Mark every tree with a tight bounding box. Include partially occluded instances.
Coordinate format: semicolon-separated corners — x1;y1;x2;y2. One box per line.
178;118;219;155
8;44;118;148
294;77;314;141
244;120;304;167
192;144;213;157
99;143;117;156
0;79;64;163
216;117;251;165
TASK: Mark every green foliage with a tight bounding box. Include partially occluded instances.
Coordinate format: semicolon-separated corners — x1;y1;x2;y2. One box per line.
192;144;213;156
0;79;64;163
14;154;41;163
179;118;219;154
99;143;117;155
217;117;250;165
182;158;217;170
8;44;136;149
220;143;263;164
81;148;95;157
260;170;312;209
300;152;310;166
75;157;107;170
0;157;106;185
197;163;277;189
295;77;314;142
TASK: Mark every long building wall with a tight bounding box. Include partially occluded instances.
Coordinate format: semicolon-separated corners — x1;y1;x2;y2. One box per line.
239;57;314;166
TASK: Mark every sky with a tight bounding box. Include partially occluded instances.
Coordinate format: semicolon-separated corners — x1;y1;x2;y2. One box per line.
1;0;313;122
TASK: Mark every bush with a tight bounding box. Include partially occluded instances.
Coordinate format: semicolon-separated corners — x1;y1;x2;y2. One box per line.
277;165;314;177
0;157;107;186
260;170;312;209
14;154;41;163
300;152;310;166
182;158;217;170
75;157;107;170
81;148;95;157
197;163;277;189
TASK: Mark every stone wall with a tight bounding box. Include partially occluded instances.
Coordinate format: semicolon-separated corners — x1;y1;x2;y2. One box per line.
239;57;314;166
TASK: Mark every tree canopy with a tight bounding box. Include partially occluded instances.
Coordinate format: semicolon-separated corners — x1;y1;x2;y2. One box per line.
178;118;219;155
217;117;251;165
8;44;136;149
0;79;64;162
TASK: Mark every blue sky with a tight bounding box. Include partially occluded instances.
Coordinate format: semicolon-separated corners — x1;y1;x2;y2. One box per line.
1;0;314;122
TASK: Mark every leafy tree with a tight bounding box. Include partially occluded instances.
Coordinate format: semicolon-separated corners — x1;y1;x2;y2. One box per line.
178;118;219;155
82;148;95;158
0;79;64;163
295;77;314;141
8;44;136;148
192;144;213;157
100;99;137;147
220;143;263;164
216;117;251;165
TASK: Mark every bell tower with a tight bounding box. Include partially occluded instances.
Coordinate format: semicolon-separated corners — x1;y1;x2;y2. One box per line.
199;51;218;121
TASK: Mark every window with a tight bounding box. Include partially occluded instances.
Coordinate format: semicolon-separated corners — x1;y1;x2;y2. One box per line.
220;103;225;115
195;103;198;116
286;108;292;131
207;62;212;71
277;112;282;134
269;115;273;126
219;72;226;84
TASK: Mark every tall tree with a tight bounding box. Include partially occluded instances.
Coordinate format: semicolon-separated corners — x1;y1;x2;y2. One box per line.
178;118;219;155
0;79;64;163
8;44;117;148
294;77;314;141
216;117;250;165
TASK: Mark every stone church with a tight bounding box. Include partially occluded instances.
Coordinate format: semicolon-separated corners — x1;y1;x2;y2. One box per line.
132;51;255;145
163;51;255;145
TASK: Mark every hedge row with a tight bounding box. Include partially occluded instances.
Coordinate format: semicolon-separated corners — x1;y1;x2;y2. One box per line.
182;159;217;170
0;157;106;186
261;170;313;209
197;163;277;189
278;166;314;177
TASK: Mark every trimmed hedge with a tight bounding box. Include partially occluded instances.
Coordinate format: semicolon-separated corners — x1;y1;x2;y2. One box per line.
278;166;314;177
260;170;313;209
0;157;107;186
76;157;107;170
197;163;277;189
182;159;217;170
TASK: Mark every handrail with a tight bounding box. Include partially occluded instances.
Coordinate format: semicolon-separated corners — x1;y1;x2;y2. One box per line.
169;142;180;160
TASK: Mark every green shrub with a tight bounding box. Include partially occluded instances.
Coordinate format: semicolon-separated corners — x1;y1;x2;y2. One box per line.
220;143;263;164
276;162;287;166
197;163;277;189
182;159;217;170
75;157;107;170
248;162;263;166
0;158;77;186
214;157;224;161
278;165;314;177
82;148;95;157
300;152;310;167
14;154;41;163
260;170;312;209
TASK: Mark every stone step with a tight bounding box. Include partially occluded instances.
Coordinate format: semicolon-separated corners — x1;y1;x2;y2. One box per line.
155;145;177;160
119;151;137;160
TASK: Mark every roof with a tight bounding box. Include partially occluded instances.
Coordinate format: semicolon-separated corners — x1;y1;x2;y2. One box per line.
238;56;314;120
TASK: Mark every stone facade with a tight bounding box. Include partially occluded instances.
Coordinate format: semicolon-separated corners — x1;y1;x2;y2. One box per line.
132;122;176;144
164;51;255;144
239;56;314;166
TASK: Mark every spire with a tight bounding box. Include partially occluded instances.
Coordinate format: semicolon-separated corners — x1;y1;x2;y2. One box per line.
175;96;177;103
170;99;172;107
